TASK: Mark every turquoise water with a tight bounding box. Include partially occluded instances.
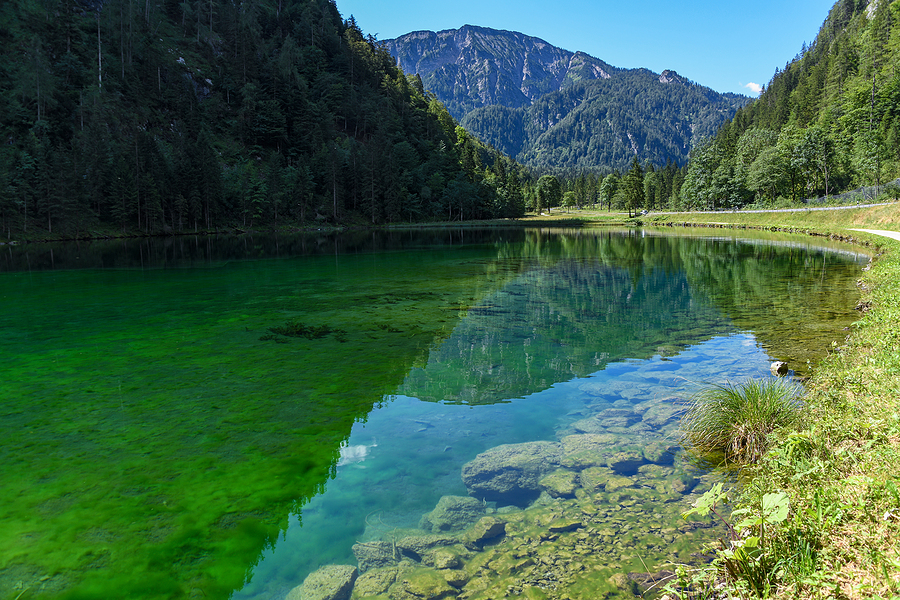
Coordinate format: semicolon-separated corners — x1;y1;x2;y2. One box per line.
0;228;867;599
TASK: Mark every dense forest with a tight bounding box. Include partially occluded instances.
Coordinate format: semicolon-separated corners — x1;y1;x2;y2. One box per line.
0;0;529;239
681;0;900;209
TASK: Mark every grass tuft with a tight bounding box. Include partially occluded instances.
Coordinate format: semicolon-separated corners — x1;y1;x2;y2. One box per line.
680;378;804;465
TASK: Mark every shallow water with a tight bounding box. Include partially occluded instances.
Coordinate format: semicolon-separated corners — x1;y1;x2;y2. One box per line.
0;228;868;599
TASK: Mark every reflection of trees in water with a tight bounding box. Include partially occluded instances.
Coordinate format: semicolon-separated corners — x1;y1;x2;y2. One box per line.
401;231;864;404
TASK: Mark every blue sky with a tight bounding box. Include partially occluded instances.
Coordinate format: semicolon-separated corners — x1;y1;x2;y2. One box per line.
335;0;837;96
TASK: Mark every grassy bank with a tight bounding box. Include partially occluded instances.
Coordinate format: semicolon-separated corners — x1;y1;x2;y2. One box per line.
622;206;900;597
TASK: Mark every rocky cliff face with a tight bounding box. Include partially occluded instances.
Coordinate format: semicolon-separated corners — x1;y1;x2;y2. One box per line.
385;25;616;116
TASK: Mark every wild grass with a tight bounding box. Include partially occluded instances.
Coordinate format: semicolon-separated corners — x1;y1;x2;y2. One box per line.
680;379;804;465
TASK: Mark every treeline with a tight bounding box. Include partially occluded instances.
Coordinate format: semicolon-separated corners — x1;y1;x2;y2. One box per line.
526;159;687;215
681;0;900;209
0;0;528;239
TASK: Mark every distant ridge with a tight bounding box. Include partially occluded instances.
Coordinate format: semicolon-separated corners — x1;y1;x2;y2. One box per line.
385;25;750;172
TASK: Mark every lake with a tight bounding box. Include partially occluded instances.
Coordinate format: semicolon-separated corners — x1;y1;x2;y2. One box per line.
0;227;868;599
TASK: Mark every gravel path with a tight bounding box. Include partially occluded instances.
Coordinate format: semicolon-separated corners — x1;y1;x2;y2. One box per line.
849;229;900;241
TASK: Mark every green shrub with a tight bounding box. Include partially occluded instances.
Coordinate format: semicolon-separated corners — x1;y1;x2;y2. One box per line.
679;378;804;465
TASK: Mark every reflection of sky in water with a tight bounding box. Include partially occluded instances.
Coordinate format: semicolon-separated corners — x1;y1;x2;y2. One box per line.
236;333;773;599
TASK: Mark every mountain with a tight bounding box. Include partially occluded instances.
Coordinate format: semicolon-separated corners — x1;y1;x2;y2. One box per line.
0;2;527;239
680;0;900;209
384;26;750;173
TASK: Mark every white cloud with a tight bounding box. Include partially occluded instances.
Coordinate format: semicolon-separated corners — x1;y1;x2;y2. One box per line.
744;82;763;95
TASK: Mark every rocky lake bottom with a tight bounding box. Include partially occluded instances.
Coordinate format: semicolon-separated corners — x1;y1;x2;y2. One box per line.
239;334;772;600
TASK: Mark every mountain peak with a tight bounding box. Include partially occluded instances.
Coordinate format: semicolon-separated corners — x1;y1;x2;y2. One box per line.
384;27;616;116
384;27;749;171
659;70;687;84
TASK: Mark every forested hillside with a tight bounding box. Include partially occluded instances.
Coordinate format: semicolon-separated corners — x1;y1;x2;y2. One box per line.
681;0;900;208
0;0;527;239
385;26;750;173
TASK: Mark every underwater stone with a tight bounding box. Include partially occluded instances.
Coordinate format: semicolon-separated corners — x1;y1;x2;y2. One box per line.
578;466;616;492
640;404;683;429
771;361;789;376
669;474;698;494
286;564;357;600
628;570;677;593
595;408;642;428
599;416;642;428
547;518;582;533
388;566;458;600
441;569;469;587
465;516;506;545
539;469;578;498
461;441;562;505
352;541;398;573
642;441;678;465
350;567;397;598
603;474;635;492
419;495;486;533
396;534;459;560
425;548;462;570
607;449;646;475
607;572;635;592
559;434;617;469
569;417;605;434
637;464;674;479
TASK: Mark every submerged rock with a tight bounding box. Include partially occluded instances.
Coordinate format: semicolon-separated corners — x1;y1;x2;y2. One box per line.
547;518;582;533
286;564;357;600
640;403;683;429
425;547;462;570
607;449;646;475
464;516;506;545
350;566;398;597
568;417;606;434
539;469;578;498
419;495;485;533
388;566;459;600
352;541;398;573
578;466;617;492
396;534;458;560
771;361;789;376
559;434;616;469
461;441;562;505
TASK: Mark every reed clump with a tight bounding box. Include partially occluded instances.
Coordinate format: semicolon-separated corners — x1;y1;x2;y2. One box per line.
680;378;804;465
